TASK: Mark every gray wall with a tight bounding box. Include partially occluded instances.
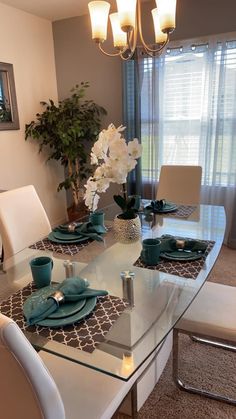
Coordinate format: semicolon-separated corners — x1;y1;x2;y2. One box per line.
142;0;236;43
53;10;122;127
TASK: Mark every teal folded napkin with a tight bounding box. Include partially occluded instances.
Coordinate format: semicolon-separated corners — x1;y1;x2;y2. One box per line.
144;199;166;213
54;221;106;241
159;234;207;253
25;277;108;325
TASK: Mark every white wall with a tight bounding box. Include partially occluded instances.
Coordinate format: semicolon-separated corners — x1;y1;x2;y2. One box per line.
0;3;67;226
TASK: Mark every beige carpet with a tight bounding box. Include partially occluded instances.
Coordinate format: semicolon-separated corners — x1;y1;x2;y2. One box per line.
138;244;236;419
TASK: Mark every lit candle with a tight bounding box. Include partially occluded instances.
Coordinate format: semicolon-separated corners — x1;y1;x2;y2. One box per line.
152;8;168;44
157;0;177;34
116;0;137;32
88;1;110;42
110;13;127;48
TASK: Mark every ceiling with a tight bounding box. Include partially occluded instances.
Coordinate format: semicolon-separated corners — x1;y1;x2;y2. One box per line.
0;0;91;21
0;0;150;22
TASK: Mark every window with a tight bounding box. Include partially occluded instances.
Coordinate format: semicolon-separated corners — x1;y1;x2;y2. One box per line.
127;37;236;187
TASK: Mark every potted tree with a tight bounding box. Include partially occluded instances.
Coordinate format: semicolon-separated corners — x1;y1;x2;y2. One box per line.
25;82;106;219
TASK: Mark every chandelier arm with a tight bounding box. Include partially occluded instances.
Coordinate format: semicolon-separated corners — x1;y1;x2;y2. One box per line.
137;0;169;54
142;36;170;55
119;11;138;61
98;43;127;57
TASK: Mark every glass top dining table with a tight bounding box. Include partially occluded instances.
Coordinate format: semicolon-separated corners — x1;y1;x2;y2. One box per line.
1;203;225;381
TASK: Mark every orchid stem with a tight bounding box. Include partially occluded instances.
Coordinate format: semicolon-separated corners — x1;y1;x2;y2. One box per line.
122;183;127;201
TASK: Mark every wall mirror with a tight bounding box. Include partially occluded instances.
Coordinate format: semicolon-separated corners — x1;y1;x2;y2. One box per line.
0;62;19;130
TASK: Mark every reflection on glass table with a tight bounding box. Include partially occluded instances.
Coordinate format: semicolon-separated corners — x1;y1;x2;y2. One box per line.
0;204;225;381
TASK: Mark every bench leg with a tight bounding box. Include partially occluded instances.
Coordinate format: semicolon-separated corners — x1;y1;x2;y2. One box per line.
190;335;236;352
173;328;236;406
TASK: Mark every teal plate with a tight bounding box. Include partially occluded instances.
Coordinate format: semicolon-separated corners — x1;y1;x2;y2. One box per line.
160;251;203;261
35;297;97;328
52;231;84;241
155;203;178;213
48;232;89;244
145;202;178;214
23;284;87;320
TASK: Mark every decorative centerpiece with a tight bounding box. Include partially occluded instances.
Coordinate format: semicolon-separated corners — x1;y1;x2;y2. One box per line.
84;124;142;243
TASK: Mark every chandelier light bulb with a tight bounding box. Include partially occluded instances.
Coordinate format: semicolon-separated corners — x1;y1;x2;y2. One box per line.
88;1;110;42
157;0;177;34
152;8;168;44
110;13;127;49
116;0;137;32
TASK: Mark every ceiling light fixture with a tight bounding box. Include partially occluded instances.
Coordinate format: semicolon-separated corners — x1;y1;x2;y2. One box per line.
88;0;177;60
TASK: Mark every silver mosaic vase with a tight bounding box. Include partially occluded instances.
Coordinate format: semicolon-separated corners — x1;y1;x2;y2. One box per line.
113;214;141;244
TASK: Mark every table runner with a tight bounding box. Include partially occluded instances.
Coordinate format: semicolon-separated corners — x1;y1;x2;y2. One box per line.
0;283;129;353
29;237;92;256
134;240;215;279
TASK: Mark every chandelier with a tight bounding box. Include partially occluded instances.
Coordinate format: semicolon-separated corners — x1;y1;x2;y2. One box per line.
88;0;177;60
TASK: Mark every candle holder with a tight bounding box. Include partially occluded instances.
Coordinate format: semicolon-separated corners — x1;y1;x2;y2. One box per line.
120;270;135;307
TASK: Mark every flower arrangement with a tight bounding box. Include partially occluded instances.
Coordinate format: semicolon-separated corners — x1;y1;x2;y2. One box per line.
84;124;142;219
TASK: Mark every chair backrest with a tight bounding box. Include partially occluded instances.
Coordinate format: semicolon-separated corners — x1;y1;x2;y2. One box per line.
0;185;51;260
156;165;202;205
0;313;65;419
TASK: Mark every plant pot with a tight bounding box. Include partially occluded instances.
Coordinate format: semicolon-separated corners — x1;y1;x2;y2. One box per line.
113;214;141;244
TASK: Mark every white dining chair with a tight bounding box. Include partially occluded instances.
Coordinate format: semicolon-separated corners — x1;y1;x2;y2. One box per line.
173;281;236;405
0;313;138;419
0;185;51;261
156;165;202;205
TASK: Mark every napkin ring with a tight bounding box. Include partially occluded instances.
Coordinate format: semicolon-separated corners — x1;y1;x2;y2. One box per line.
176;239;185;249
48;290;65;307
68;222;77;232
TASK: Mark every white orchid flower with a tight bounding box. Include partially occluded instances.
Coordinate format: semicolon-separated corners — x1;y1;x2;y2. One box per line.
127;138;142;159
84;124;142;213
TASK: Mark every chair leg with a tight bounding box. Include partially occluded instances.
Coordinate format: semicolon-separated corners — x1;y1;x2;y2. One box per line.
173;328;236;406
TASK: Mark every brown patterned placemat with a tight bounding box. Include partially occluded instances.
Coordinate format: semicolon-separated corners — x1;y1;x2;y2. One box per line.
0;283;128;353
163;205;197;218
143;205;197;219
134;240;215;279
29;237;92;256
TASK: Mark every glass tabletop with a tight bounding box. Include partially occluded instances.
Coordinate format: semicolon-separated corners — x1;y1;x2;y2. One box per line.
0;203;225;381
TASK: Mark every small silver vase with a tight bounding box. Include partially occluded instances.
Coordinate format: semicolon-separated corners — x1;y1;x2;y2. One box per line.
113;214;141;244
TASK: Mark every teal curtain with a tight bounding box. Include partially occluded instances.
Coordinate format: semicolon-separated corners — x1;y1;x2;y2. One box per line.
122;57;142;196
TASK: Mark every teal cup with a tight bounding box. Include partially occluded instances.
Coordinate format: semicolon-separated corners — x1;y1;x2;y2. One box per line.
140;238;161;266
30;256;53;288
129;195;141;211
89;211;105;227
